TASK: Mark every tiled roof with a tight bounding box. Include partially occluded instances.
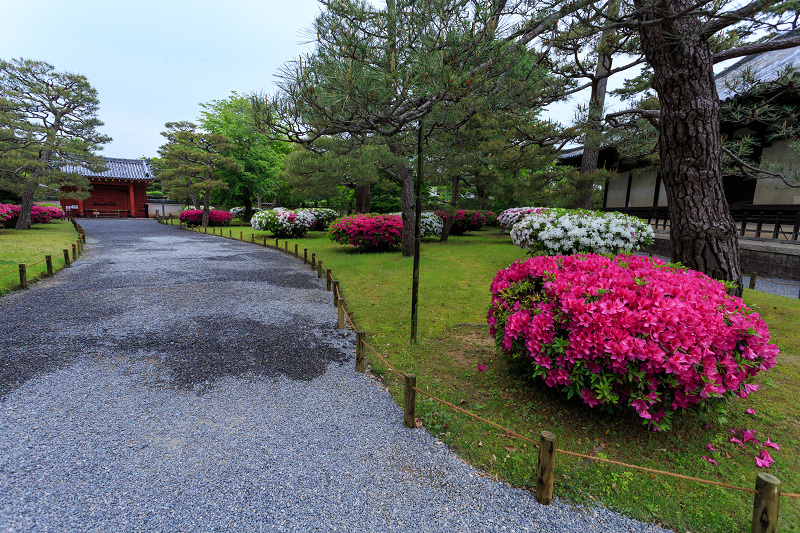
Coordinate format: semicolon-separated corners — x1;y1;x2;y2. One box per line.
62;157;153;181
715;31;800;100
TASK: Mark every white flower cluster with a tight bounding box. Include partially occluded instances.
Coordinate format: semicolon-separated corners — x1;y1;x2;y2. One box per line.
497;207;547;230
299;208;338;228
388;211;443;237
230;206;246;218
251;209;316;237
510;209;654;256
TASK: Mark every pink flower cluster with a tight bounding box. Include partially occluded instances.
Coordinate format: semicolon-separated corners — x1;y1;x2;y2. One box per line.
179;209;233;227
487;254;779;431
482;210;498;227
435;209;486;235
328;214;403;251
1;204;66;227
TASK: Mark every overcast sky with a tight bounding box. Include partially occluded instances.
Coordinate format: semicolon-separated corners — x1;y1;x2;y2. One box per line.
1;0;321;159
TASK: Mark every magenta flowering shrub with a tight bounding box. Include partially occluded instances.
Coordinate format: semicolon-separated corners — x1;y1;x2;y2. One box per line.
488;254;779;431
328;214;403;251
481;210;498;226
435;209;485;235
179;209;233;226
1;204;66;227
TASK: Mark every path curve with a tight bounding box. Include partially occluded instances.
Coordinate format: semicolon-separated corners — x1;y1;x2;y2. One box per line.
0;219;671;532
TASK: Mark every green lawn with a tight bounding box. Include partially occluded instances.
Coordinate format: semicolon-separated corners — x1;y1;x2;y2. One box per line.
0;220;82;295
181;221;800;531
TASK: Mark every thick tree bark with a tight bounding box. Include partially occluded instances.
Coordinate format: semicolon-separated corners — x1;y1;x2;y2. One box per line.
15;176;38;230
355;182;371;213
636;0;742;295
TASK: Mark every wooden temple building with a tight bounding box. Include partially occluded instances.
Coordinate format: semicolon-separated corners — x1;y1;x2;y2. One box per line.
60;157;154;218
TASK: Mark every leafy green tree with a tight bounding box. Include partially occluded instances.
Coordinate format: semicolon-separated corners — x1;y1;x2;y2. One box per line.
0;58;111;229
157;121;241;227
198;93;291;221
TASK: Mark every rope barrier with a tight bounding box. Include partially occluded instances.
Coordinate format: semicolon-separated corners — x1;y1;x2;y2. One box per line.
756;276;800;288
362;339;405;381
0;268;18;277
27;259;46;267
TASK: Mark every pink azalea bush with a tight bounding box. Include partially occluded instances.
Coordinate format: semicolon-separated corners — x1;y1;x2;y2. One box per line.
1;204;65;227
481;210;498;227
435;209;486;235
179;209;233;227
488;254;779;431
328;214;403;251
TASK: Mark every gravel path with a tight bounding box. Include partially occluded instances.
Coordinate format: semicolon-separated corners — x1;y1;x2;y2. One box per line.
1;220;672;532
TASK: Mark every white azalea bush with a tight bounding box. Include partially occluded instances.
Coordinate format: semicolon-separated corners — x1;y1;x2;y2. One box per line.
389;211;443;237
251;209;316;238
497;207;548;230
510;209;654;256
300;208;339;230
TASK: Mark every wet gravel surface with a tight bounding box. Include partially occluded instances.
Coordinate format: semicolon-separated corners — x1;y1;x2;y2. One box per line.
0;220;672;532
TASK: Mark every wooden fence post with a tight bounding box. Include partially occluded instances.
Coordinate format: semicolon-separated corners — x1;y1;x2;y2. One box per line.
63;249;71;267
71;244;77;261
749;272;757;290
536;431;557;505
284;241;289;253
240;231;243;241
275;238;279;248
333;280;339;307
294;244;298;258
18;264;28;290
46;255;53;276
317;260;323;279
326;269;332;291
311;253;316;269
355;331;365;372
251;234;255;243
303;248;308;264
751;473;781;533
263;236;267;247
337;298;346;329
404;374;417;428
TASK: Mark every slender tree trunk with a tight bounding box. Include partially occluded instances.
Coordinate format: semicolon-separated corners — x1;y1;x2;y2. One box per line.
243;196;253;222
440;174;460;242
636;0;742;295
202;187;211;227
575;0;618;209
388;143;415;257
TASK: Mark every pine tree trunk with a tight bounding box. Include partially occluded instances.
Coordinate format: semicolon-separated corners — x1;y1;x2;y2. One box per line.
15;176;38;230
636;0;742;295
398;167;415;257
355;183;371;213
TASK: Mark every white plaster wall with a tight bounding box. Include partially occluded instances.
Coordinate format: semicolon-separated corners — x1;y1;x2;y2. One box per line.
629;171;658;207
755;140;800;205
606;172;629;207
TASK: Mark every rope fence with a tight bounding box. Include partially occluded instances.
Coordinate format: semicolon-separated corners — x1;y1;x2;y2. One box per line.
174;220;799;530
3;219;84;291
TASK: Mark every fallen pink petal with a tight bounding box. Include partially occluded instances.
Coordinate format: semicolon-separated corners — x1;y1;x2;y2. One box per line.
705;444;717;452
730;437;744;446
476;364;487;372
764;438;780;450
701;456;718;466
745;408;756;415
742;429;758;444
755;450;774;468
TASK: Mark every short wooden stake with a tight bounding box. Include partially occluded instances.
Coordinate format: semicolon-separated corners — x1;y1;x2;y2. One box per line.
403;374;417;428
45;255;53;276
251;234;255;243
76;240;82;255
71;244;77;261
749;272;757;290
81;233;86;244
311;253;316;269
303;248;308;264
326;269;332;291
536;431;557;505
332;280;339;307
18;264;28;290
274;238;279;248
751;473;781;533
284;241;289;253
355;331;366;372
263;236;267;247
317;260;323;279
337;298;346;329
229;229;232;238
294;244;298;258
204;227;208;234
63;249;71;267
212;227;216;235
